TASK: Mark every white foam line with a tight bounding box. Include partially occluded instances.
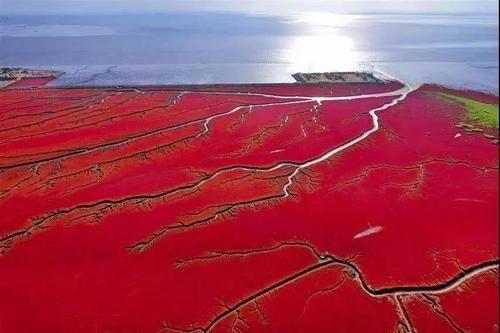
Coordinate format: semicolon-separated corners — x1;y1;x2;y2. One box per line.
454;198;485;203
184;86;408;102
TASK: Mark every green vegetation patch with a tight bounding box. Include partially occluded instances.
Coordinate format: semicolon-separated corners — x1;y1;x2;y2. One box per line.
431;92;499;129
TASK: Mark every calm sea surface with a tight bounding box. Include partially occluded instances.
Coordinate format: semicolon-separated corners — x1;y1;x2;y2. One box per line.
0;12;498;92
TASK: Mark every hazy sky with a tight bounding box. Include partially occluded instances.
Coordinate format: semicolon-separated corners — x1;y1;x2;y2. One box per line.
1;0;498;15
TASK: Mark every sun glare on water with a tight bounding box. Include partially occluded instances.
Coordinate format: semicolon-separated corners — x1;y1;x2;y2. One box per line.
284;12;359;72
285;35;357;71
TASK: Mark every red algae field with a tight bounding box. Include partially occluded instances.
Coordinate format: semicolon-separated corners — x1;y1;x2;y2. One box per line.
0;80;498;332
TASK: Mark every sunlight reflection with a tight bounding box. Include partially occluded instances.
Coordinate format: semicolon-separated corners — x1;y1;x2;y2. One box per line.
284;34;358;72
284;12;359;72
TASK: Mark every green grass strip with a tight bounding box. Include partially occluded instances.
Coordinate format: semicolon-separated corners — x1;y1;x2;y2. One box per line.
431;92;499;129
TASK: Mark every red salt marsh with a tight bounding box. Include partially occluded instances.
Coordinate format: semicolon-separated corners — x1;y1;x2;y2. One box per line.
0;80;498;333
6;76;58;88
